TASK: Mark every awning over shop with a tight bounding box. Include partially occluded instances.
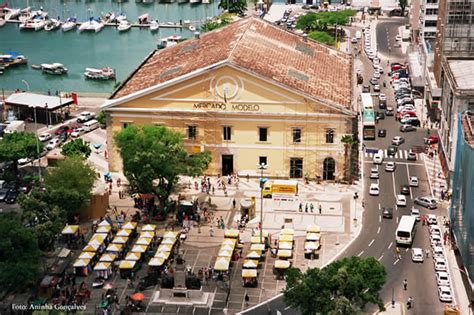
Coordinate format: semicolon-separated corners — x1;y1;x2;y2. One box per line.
149;257;165;267
274;260;290;269
5;92;73;110
119;260;136;269
224;229;239;238
242;269;257;278
61;225;79;235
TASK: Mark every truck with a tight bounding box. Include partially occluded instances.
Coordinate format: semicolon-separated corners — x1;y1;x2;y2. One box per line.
262;180;298;198
4;120;25;134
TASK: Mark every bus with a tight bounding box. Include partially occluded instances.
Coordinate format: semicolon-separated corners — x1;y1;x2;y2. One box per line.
361;93;374;112
362;109;376;140
396;215;417;245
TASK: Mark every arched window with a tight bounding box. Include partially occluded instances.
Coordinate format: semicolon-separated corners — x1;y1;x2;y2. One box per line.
325;129;335;143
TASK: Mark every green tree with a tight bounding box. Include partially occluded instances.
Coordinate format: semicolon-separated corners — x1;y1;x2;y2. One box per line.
0;213;41;291
114;125;211;209
96;110;106;127
296;10;356;32
201;13;233;32
219;0;246;16
0;132;42;180
399;0;407;16
308;31;335;46
283;256;386;315
61;138;92;159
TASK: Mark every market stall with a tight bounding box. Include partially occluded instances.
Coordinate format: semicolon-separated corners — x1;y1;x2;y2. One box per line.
94;262;112;280
273;259;291;280
246;250;263;260
73;258;92;276
224;229;240;240
61;225;80;246
214;257;231;275
100;253;117;263
304;241;320;259
278;242;293;250
141;224;156;232
242;259;259;269
280;228;295;235
242;269;258;287
277;249;292;259
250;243;266;252
119;260;137;279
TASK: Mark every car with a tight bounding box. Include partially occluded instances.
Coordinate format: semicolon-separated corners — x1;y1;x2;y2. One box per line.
370;77;378;85
378;129;386;137
399;100;415;108
397;97;413;105
430;224;442;236
399;110;417;118
427;214;438;225
362;85;370;93
400;116;416;124
38;133;52;142
407;150;417;161
397;105;415;113
400;124;416;132
376;65;384;73
432;246;444;258
382;207;393;219
411;207;420;221
379;100;387;109
373;84;380;92
434;257;447;272
436;272;450;286
409;176;419;187
378;93;387;102
438;286;453;302
414;196;438;209
369;183;380;196
0;188;8;201
367;52;376;60
351;37;358;43
431;234;442;248
392;136;405;145
396;194;407;206
400;184;410;195
388;145;398;156
5;189;18;204
55;125;70;135
424;135;440;144
411;248;424;262
386;107;394;116
71;127;86;138
373;72;381;79
385;161;396;172
370;167;379;179
373;57;380;64
77;111;96;123
395;34;402;41
373;151;384;164
407;118;421;127
376;111;385;120
46;138;62;150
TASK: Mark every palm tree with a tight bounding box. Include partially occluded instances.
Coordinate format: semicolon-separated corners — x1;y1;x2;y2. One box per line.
341;135;358;183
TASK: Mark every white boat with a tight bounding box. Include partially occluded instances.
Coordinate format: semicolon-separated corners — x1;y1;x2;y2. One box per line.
61;17;76;32
117;20;131;32
142;0;155;3
189;25;196;32
44;18;61;31
116;13;127;23
79;18;104;33
102;12;115;23
31;9;48;19
0;18;5;27
202;0;210;3
189;0;201;3
84;67;115;80
20;7;31;14
3;8;21;21
157;35;182;49
19;16;46;31
178;0;189;4
18;10;33;23
41;63;68;75
138;13;149;24
149;20;159;31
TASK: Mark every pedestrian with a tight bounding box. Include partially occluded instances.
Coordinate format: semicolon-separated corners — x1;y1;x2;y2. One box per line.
305;204;308;212
403;279;407;290
117;178;121;187
210;226;214;237
245;293;249;305
319;204;322;214
425;248;430;258
407;296;414;309
310;203;314;213
396;247;401;259
299;203;303;212
232;199;236;209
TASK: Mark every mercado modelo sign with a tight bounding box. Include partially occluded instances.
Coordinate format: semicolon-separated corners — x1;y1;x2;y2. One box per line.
193;102;260;112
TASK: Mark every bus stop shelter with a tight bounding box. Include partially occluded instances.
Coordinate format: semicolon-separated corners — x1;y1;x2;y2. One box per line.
5;92;74;125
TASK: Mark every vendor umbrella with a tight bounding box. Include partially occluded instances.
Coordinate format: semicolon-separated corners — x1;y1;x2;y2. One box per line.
131;292;145;301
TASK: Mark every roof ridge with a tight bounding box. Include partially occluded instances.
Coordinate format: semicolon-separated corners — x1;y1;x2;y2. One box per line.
227;17;257;62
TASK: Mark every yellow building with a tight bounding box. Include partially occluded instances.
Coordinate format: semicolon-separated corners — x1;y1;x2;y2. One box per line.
103;17;355;181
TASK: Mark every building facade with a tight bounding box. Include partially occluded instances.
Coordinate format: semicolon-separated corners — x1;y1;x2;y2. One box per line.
421;0;439;39
439;58;474;182
103;18;355;180
450;111;474;298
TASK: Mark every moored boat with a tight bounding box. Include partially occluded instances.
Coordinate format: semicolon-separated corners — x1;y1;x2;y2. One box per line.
61;17;76;32
157;35;182;49
2;8;21;21
117;20;131;32
138;13;149;24
0;52;28;66
19;16;45;31
44;18;61;31
84;67;115;80
41;63;68;75
0;18;5;27
79;18;104;33
189;25;196;32
116;13;127;23
149;20;159;31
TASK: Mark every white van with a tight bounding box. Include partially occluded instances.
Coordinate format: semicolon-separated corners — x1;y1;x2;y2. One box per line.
83;119;99;132
373;150;384;164
355;30;362;40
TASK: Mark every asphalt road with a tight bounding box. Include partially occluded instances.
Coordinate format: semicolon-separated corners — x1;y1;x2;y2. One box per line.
241;18;447;315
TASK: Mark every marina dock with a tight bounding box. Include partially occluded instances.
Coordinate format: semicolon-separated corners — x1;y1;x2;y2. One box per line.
6;20;189;29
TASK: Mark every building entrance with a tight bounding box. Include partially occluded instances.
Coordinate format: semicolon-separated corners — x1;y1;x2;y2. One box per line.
290;158;303;178
323;157;336;180
222;155;234;176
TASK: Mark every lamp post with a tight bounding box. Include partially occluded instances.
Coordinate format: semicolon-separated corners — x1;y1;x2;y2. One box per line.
257;163;268;244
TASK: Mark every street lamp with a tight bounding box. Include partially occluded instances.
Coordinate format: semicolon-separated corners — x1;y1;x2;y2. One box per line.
257;163;268;244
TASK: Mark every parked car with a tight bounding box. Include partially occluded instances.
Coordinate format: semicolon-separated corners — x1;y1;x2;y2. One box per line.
370;167;379;179
407;151;417;161
407;118;421;127
379;93;387;102
427;214;438;225
385;161;396;172
436;272;450;286
0;188;8;201
411;248;423;262
438;286;453;303
71;127;86;138
400;124;416;132
432;246;444;258
362;85;370;93
55;125;70;135
369;183;380;196
392;136;405;145
5;189;18;204
411;207;420;221
38;132;52;142
424;135;440;144
373;84;381;92
400;184;410;195
382;207;393;219
378;129;386;137
386;107;394;116
409;176;419;187
414;196;438;209
388;145;398;156
370;77;378;85
46;138;62;150
434;257;447;272
77;111;96;123
373;150;384;164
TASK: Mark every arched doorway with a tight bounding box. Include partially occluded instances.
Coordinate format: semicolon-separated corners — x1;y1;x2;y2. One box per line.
323;157;336;180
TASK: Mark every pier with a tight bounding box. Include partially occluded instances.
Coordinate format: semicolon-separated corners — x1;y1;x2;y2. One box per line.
5;20;191;29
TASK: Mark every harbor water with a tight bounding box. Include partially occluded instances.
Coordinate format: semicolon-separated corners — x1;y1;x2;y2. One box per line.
0;0;220;94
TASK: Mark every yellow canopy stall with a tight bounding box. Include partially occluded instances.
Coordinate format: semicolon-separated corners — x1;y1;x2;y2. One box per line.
214;257;231;271
125;252;142;261
140;231;155;238
306;233;320;241
274;260;291;269
73;258;90;268
135;237;152;246
131;245;148;253
304;241;320;251
161;238;176;245
141;224;156;232
78;252;96;260
217;249;233;258
148;257;165;267
157;244;172;252
122;222;137;230
96;225;112;234
154;251;171;260
94;262;111;271
224;229;239;239
243;259;259;269
62;225;79;235
242;269;258;278
98;219;111;227
82;243;100;252
163;231;178;239
119;260;136;270
246;250;262;259
279;234;294;242
306;224;321;233
250;236;265;244
100;253;117;262
222;238;237;247
106;243;123;252
280;228;295;235
277;249;292;258
112;236;128;244
116;229;132;237
278;242;293;250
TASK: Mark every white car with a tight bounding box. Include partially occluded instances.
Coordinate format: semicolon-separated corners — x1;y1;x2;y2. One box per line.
396;194;407;206
376;65;384;73
431;234;442;248
395;34;402;41
436;272;450;286
427;214;438;225
385;161;396;172
434;257;447;271
373;72;381;79
432;246;444;258
411;248;423;262
71;127;86;138
38;132;52;142
370;167;379;179
392;136;405;146
430;225;441;236
77;111;95;123
369;183;380;196
409;176;419;187
438;286;453;303
379;93;387;101
373;151;384;164
46;138;62;150
411;207;420;221
397;105;415;113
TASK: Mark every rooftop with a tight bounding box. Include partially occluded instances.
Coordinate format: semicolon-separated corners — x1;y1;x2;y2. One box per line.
111;17;353;108
447;59;474;90
5;92;73;110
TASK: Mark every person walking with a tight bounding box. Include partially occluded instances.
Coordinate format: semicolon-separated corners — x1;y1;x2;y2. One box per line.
232;199;236;209
318;204;322;214
209;226;214;237
310;203;314;213
245;293;250;306
299;203;303;212
305;204;308;212
403;279;407;290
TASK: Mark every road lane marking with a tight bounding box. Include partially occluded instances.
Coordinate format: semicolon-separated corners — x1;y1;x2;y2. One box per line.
377;226;381;234
393;259;400;265
378;203;381;210
388;241;393;249
378;254;384;261
392;172;397;199
405;248;409;252
369;239;375;247
406;163;413;198
358;251;364;257
379;215;381;222
396;216;399;223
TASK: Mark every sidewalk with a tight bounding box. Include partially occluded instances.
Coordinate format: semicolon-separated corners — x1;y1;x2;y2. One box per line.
374;302;404;315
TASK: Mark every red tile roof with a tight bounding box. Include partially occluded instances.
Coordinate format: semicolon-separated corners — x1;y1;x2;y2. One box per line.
111;17;353;108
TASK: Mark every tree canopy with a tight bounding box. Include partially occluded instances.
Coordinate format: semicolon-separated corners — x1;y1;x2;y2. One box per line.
201;13;233;32
61;138;92;159
0;213;40;291
218;0;246;16
0;132;42;179
283;256;386;315
308;31;335;46
114;125;211;208
296;10;356;33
